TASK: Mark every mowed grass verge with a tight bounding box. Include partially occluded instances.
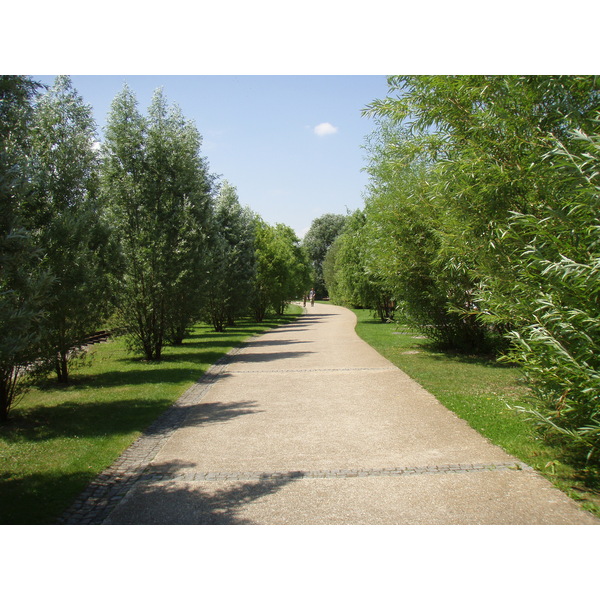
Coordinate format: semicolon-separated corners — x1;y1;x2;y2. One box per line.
351;308;600;518
0;306;302;525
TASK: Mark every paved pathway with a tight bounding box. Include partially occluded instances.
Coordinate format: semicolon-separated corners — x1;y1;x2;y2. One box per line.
60;303;599;524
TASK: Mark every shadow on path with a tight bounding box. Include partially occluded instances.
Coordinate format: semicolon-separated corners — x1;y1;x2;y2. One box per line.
182;399;263;427
109;460;304;524
226;350;314;364
242;339;310;348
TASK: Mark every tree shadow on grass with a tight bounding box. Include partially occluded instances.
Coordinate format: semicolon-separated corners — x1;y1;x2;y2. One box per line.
116;348;226;364
0;470;97;525
1;398;174;442
423;348;520;370
34;353;219;391
62;367;209;390
1;398;265;524
106;460;305;525
1;387;258;442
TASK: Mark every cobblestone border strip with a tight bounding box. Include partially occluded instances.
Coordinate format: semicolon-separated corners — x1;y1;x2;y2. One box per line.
224;367;399;374
138;462;533;483
57;346;247;525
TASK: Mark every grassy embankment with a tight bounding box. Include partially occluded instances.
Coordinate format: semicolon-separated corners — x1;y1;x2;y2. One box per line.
0;306;302;525
351;307;600;518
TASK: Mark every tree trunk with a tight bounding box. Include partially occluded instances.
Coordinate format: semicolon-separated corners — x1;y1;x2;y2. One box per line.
56;351;69;384
0;384;11;423
0;366;20;422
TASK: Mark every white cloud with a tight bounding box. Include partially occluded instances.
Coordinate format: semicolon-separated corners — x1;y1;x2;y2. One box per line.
313;122;338;136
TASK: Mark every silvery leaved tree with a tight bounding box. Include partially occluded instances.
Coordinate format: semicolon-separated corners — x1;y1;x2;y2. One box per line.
102;86;213;359
0;76;50;420
29;76;115;383
202;181;256;331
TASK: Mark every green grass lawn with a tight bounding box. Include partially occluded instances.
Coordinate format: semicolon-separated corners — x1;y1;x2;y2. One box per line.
351;308;600;518
0;307;301;524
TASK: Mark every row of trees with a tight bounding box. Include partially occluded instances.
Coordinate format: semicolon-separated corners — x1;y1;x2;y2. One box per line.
325;76;600;467
1;75;311;422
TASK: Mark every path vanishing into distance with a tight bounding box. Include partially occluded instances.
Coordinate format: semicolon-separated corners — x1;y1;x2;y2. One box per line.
62;303;599;525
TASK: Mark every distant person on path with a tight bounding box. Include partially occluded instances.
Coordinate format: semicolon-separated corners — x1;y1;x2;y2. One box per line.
309;288;315;307
303;293;307;307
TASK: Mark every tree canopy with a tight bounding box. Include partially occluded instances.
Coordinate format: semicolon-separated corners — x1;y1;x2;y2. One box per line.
302;212;347;298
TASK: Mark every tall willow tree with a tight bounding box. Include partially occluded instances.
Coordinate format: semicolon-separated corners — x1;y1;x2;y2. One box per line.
358;121;496;350
0;76;49;421
102;86;213;359
202;181;256;331
147;93;214;345
28;76;114;383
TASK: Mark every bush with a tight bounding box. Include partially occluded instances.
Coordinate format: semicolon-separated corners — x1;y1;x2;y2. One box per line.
500;129;600;466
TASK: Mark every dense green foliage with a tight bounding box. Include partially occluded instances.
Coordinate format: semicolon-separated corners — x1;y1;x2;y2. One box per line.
252;219;311;320
302;212;347;298
328;75;600;468
29;76;114;382
499;130;600;464
0;76;49;422
202;182;256;332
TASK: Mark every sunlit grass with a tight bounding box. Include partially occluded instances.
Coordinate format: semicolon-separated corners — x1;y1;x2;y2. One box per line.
0;307;301;524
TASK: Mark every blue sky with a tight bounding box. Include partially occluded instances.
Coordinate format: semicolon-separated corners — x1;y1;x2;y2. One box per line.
33;75;390;238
